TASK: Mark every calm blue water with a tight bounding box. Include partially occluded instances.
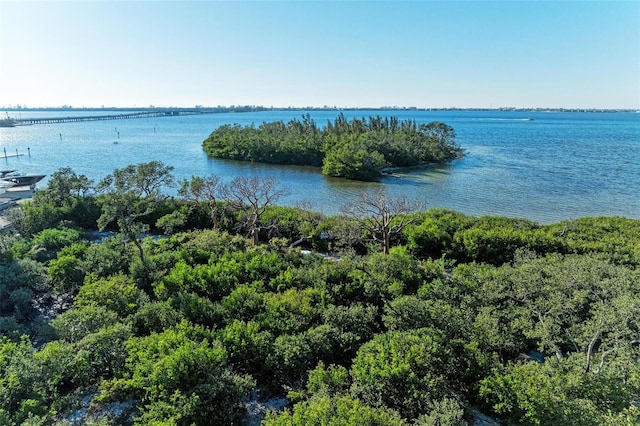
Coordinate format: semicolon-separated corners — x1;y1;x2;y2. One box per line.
1;110;639;224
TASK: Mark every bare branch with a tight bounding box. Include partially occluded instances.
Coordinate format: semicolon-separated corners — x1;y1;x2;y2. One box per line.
220;176;287;244
341;188;423;254
180;175;222;227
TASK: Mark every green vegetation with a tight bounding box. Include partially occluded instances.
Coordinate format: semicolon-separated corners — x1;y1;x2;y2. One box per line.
202;114;464;181
0;163;638;425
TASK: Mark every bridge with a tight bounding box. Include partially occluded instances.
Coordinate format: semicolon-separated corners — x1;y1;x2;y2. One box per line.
10;109;216;126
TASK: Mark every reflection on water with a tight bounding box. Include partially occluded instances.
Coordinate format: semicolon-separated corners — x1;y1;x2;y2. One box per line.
1;110;639;223
384;164;454;185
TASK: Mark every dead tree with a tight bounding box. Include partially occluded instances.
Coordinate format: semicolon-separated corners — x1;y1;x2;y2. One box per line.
220;176;287;245
342;188;422;254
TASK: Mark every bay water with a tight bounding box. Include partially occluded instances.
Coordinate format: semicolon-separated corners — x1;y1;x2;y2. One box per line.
1;109;639;224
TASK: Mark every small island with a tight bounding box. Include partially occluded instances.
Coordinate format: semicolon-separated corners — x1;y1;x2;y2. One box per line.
202;114;464;181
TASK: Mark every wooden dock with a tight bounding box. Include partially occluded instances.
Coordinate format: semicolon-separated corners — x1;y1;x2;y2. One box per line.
2;151;23;159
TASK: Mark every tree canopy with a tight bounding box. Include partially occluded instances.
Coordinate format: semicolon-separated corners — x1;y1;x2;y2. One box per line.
0;164;638;425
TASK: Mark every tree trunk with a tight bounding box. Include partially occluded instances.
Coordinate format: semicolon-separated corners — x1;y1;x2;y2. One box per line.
584;329;601;373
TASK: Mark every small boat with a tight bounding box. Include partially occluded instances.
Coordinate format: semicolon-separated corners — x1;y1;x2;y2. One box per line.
0;118;16;127
0;180;16;194
0;170;46;189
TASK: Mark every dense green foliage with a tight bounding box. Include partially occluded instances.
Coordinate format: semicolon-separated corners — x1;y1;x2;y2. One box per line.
0;164;638;425
202;114;464;181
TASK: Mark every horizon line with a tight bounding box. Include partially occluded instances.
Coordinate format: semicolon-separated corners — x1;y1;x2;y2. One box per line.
2;105;638;112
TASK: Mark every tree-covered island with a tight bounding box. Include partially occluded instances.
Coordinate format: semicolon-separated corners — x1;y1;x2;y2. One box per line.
202;114;464;181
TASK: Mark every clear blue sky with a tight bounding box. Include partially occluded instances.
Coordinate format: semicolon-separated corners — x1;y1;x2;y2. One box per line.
1;0;638;109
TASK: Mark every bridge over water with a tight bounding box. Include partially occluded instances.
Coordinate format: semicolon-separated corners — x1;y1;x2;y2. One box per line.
10;109;217;126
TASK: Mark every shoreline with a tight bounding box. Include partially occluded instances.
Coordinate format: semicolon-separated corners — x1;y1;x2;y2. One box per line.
2;106;638;113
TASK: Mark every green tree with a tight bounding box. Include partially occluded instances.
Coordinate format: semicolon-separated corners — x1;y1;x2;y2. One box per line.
479;359;637;426
259;288;323;335
264;393;406;426
218;319;273;383
47;241;88;293
476;252;640;364
322;137;386;181
350;328;448;419
51;305;119;343
10;168;99;236
0;258;50;324
74;274;149;318
14;167;99;235
404;209;471;259
82;234;131;278
417;122;463;162
178;174;222;228
97;161;174;289
261;204;325;248
37;167;94;207
11;226;84;262
0;337;48;424
321;303;378;364
304;362;351;397
415;398;468;426
75;322;132;381
103;323;253;426
129;301;184;336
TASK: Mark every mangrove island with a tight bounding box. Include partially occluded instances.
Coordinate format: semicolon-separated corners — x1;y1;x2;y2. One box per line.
202;114;464;181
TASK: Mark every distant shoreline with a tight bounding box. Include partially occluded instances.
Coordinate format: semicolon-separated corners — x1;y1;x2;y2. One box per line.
1;106;638;114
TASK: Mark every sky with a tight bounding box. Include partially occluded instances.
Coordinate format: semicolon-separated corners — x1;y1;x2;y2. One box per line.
0;0;638;109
